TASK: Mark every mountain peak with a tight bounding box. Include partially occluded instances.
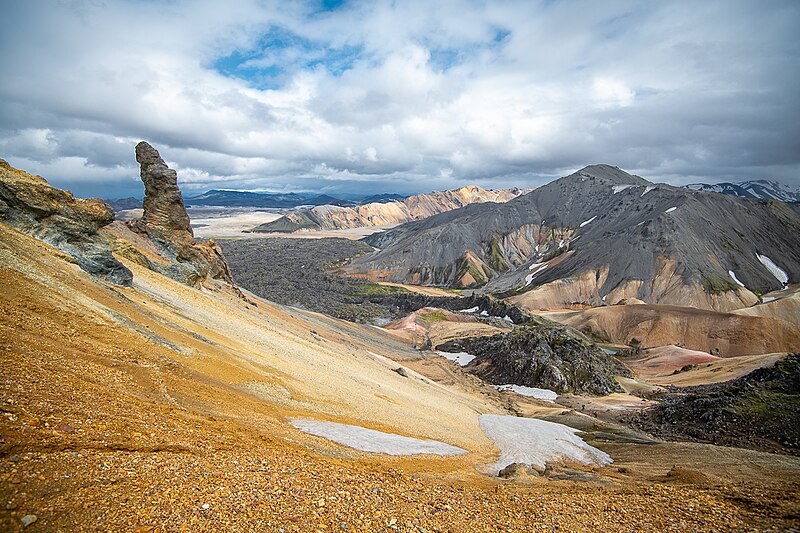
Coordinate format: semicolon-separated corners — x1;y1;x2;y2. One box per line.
573;164;650;185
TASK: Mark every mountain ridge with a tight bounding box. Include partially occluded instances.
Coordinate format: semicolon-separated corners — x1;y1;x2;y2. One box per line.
251;184;529;233
348;165;800;312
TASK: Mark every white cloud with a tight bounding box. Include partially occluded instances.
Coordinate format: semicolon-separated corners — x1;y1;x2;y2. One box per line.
0;0;798;199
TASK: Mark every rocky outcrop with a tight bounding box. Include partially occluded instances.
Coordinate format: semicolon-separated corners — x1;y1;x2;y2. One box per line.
437;321;630;395
0;159;132;285
125;142;234;286
251;185;529;233
627;354;800;455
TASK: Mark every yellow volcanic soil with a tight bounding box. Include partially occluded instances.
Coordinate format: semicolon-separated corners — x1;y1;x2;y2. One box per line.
546;302;800;357
628;350;787;387
2;224;800;531
382;307;508;348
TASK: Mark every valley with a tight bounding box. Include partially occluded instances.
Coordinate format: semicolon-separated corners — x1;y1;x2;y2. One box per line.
1;147;799;531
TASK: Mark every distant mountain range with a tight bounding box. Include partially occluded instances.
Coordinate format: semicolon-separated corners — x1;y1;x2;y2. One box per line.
250;186;530;233
184;190;357;208
105;190;416;211
684;179;800;203
346;165;800;312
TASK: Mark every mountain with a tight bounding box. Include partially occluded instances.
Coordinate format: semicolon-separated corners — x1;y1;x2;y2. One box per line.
251;185;530;233
685;180;800;203
347;165;800;312
186;189;352;208
359;193;408;204
103;196;141;211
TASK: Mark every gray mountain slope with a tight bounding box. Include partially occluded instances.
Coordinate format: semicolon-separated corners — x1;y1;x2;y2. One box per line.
349;165;800;311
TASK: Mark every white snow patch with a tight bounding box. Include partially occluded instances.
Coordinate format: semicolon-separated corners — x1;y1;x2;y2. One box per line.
762;296;778;303
757;254;789;285
479;310;489;317
479;415;612;473
558;239;565;248
435;351;476;366
494;385;558;402
664;206;677;213
291;419;466;456
728;270;746;288
641;186;656;196
459;306;479;313
524;264;547;286
502;315;514;324
579;216;597;228
528;261;544;271
612;185;632;194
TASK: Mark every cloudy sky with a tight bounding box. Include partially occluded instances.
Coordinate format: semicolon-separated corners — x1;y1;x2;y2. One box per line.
1;0;798;199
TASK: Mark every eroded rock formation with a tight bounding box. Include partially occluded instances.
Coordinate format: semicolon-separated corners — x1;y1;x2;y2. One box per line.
0;159;132;285
125;142;234;286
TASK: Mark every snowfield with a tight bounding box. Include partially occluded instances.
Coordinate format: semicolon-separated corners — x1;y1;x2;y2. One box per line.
757;254;789;285
494;385;558;401
291;419;466;456
579;216;597;228
435;351;476;366
728;270;746;288
641;185;656;196
665;206;677;213
479;415;612;473
459;306;479;313
612;185;632;194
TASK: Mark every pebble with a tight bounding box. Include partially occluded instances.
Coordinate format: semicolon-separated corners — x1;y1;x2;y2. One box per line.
201;503;210;510
21;514;37;527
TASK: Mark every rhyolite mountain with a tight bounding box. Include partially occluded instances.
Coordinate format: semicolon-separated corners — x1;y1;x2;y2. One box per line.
252;185;529;233
347;165;800;312
685;180;800;204
186;189;354;208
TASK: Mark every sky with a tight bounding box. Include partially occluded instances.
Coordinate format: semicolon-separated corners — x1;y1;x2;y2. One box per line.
1;0;799;199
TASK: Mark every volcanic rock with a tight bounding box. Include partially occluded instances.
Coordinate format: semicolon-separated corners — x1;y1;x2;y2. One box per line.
126;142;234;286
437;321;629;395
0;159;132;285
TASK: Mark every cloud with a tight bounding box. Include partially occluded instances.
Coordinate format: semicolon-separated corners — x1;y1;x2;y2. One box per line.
0;0;798;199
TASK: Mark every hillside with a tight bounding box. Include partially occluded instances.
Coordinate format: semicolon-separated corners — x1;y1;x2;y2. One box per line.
251;185;528;233
347;165;800;312
3;152;800;531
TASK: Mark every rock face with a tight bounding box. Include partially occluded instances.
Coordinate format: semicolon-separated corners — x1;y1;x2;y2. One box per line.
126;142;234;286
437;321;629;395
0;159;132;285
348;164;800;312
251;185;529;233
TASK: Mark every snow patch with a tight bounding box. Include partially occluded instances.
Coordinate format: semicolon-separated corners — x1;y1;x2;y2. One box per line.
435;351;476;366
664;206;677;213
479;415;612;473
494;385;558;402
524;264;548;286
291;419;466;456
757;254;789;285
641;186;656;196
479;310;489;317
579;216;597;228
502;315;514;324
612;185;632;194
728;270;746;288
459;306;479;313
762;296;777;303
